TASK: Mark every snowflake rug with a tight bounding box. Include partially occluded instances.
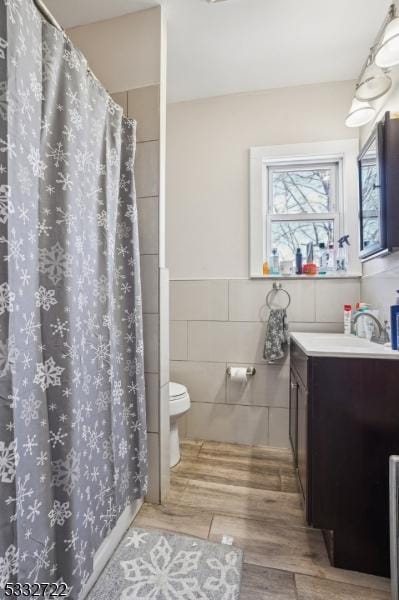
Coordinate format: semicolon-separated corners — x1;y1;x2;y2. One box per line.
86;527;243;599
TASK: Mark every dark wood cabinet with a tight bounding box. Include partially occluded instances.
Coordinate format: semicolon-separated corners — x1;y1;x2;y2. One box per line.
290;352;311;523
297;382;308;511
290;337;399;578
289;369;298;467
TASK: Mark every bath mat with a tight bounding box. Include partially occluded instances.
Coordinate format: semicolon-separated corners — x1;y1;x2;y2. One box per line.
86;526;243;599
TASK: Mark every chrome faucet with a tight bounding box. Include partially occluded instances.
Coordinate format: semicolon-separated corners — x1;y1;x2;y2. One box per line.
352;312;390;345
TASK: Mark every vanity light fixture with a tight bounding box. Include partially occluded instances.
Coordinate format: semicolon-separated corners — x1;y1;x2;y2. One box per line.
376;14;399;68
345;98;376;128
355;62;392;102
345;3;397;128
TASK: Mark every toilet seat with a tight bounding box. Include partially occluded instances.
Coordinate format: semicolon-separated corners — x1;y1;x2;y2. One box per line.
169;382;190;417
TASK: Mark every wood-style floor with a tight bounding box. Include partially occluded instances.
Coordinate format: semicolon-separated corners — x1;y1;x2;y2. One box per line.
135;439;391;599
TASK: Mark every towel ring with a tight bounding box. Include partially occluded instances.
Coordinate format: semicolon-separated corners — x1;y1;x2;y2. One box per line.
266;283;291;310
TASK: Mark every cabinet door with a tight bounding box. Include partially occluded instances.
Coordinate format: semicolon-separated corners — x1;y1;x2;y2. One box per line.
297;381;309;512
289;369;298;466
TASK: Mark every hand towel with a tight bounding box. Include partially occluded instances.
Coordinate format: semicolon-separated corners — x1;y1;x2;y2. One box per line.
263;308;288;363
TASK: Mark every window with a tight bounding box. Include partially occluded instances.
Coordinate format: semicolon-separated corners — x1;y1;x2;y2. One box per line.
249;140;360;278
267;161;339;261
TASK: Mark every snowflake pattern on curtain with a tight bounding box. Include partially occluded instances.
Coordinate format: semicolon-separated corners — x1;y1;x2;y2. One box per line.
0;0;147;597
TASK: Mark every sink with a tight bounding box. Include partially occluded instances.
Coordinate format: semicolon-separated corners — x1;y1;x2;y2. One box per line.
290;332;399;360
305;334;374;347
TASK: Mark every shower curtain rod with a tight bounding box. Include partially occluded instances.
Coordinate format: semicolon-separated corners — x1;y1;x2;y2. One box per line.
32;0;110;91
33;0;63;32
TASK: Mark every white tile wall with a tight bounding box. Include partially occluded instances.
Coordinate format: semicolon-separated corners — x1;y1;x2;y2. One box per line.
160;268;170;387
128;85;160;143
188;321;266;363
170;361;227;404
170;280;228;321
170;321;188;360
143;313;159;373
159;382;170;502
229;279;315;323
145;373;160;433
141;255;159;314
315;279;360;322
137;197;159;255
227;363;289;407
131;86;164;507
361;263;399;323
170;277;360;448
268;408;290;448
135;141;160;198
146;432;160;503
187;402;269;446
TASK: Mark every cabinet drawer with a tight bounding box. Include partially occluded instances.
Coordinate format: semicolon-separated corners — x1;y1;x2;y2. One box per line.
290;339;308;389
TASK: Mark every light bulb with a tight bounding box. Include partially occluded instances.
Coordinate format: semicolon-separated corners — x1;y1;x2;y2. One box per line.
355;63;392;102
345;98;375;128
376;17;399;68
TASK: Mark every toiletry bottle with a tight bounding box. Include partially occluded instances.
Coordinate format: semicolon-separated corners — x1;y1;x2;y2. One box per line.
344;304;352;336
337;235;350;272
295;248;303;275
356;302;371;338
352;302;359;333
327;242;335;273
390;290;399;350
318;242;327;275
303;242;317;275
269;248;280;275
262;261;269;276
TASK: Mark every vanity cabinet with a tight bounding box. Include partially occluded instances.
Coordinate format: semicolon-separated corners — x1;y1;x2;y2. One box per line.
289;363;310;522
289;336;399;578
289;370;298;466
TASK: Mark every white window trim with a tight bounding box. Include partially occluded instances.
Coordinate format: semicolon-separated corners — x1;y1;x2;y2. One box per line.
249;139;361;278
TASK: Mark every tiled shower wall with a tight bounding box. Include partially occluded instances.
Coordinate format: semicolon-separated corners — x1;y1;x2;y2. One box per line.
170;277;360;447
111;84;169;503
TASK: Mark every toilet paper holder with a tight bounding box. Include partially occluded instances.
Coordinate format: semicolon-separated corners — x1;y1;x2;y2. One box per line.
226;367;256;376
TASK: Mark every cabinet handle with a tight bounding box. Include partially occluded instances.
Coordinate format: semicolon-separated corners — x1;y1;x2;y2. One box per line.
291;382;298;390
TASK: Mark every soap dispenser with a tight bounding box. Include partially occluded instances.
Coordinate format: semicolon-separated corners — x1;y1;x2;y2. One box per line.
390;290;399;350
318;243;328;275
337;235;350;272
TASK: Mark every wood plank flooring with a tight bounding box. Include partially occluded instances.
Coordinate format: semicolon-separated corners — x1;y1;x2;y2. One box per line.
135;439;391;599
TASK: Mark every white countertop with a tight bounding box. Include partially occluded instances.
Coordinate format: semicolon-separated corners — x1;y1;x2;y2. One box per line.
290;332;399;360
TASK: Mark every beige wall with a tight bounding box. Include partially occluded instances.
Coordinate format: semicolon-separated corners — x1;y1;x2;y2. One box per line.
166;80;356;279
68;9;161;94
360;70;399;318
69;8;169;503
166;81;362;447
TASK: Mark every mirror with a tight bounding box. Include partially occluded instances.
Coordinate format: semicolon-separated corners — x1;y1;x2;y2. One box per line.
358;124;386;259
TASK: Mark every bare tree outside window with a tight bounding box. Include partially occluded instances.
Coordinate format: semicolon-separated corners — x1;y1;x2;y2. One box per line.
360;162;379;247
267;165;338;261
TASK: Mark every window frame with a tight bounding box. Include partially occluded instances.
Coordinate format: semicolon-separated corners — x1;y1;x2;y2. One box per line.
265;159;341;262
249;139;360;278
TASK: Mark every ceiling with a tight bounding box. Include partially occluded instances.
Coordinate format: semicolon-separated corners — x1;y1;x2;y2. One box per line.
45;0;391;103
45;0;159;27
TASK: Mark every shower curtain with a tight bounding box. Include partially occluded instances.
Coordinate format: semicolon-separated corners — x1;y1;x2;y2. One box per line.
0;0;147;596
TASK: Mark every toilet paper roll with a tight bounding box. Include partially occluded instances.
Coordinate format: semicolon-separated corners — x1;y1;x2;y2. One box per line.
229;367;247;384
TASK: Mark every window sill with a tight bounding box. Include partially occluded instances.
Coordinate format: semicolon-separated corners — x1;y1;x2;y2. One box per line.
252;273;362;280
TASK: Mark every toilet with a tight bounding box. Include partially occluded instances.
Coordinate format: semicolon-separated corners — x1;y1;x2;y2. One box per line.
169;382;191;467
